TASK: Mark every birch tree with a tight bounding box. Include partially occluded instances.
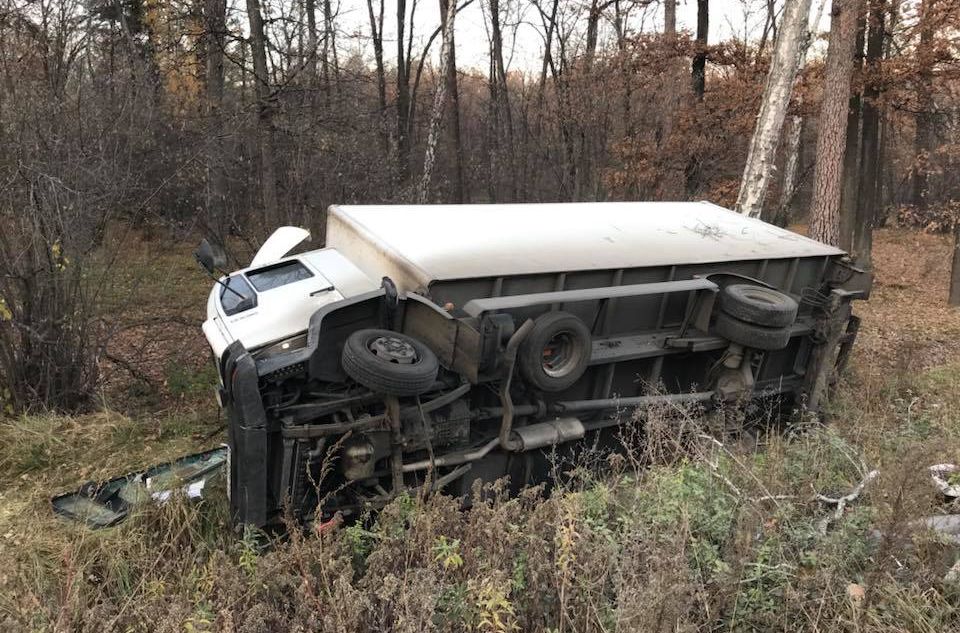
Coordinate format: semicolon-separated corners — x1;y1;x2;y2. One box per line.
735;0;814;218
417;0;458;203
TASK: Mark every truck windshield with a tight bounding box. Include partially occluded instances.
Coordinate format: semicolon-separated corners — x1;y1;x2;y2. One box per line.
246;260;314;292
220;275;255;316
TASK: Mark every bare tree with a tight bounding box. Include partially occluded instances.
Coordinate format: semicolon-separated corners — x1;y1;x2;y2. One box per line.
246;0;280;226
852;0;887;267
735;0;814;218
366;0;388;152
911;0;936;210
664;0;676;33
440;0;465;202
809;0;863;247
838;17;866;250
396;0;413;181
692;0;709;101
418;0;458;202
204;0;228;239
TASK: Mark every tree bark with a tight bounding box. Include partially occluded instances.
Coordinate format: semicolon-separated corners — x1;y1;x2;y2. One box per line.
775;116;804;226
809;0;863;247
366;0;388;152
417;0;457;203
911;0;935;210
204;0;228;239
950;226;960;305
306;0;318;88
664;0;676;34
245;0;281;226
735;0;814;218
488;0;515;200
852;0;886;268
838;16;865;251
440;0;465;202
396;0;412;181
692;0;708;101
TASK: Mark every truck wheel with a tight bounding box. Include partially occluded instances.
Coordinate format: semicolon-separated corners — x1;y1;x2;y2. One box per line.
342;329;439;396
718;284;798;328
714;311;792;351
519;311;591;392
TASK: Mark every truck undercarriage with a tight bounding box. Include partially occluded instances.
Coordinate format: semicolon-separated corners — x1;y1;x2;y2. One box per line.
222;256;869;530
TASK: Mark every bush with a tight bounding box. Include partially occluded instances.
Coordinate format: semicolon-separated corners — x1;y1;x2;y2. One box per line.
0;175;105;413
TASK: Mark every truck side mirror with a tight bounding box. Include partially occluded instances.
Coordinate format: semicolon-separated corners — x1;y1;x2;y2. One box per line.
195;239;227;274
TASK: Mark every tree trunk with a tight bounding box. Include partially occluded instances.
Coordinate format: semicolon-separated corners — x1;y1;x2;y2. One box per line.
245;0;280;226
323;0;339;97
417;0;457;203
440;0;465;202
306;0;318;88
911;0;935;210
774;115;803;226
366;0;388;152
584;0;601;70
735;0;814;218
691;0;708;101
838;17;865;251
396;0;411;181
852;0;886;268
950;226;960;305
809;0;863;247
204;0;228;239
488;0;515;200
664;0;676;34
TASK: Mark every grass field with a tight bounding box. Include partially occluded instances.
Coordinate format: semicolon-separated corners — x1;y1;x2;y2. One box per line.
1;228;959;632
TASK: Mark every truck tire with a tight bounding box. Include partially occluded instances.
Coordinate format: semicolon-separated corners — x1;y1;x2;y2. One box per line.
519;311;592;392
714;311;792;351
718;284;798;328
341;329;439;396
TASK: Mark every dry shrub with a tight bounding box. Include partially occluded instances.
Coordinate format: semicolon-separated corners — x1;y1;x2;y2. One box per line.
4;370;960;632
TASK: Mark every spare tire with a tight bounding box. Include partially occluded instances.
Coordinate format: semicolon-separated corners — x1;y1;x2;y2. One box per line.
342;329;439;396
718;283;798;328
519;311;592;392
713;311;792;351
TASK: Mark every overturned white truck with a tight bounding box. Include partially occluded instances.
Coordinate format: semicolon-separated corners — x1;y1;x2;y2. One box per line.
198;202;870;529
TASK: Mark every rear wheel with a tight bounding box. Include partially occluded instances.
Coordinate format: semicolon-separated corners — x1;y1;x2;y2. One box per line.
519;311;592;392
341;329;439;396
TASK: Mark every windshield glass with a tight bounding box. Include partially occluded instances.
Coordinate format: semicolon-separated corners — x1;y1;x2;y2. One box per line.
220;275;255;316
246;260;314;292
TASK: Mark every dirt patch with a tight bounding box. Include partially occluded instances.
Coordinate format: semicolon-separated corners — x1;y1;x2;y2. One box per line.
851;228;960;378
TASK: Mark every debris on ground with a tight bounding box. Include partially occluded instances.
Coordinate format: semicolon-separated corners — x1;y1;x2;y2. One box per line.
50;447;226;528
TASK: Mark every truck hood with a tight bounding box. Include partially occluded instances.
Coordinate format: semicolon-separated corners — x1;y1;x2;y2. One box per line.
250;226;311;267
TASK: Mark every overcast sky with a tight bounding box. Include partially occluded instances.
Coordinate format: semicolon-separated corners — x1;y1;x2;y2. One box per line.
332;0;829;73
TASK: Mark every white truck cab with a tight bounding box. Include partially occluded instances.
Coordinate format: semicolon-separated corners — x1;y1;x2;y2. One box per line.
201;228;378;362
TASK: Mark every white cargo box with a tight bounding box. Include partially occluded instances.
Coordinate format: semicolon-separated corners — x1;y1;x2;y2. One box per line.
325;202;842;293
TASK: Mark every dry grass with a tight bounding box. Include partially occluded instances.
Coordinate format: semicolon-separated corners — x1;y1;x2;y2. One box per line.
1;227;960;632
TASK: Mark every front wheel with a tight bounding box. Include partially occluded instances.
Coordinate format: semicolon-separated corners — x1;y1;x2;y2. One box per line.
341;329;439;396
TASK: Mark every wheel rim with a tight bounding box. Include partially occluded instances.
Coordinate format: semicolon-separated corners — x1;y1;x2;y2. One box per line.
541;331;582;378
368;335;418;365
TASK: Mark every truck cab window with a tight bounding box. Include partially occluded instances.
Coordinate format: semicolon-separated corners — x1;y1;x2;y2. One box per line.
246;260;314;292
220;275;256;316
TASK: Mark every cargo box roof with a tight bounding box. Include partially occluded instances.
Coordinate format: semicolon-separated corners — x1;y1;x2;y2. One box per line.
326;202;844;289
